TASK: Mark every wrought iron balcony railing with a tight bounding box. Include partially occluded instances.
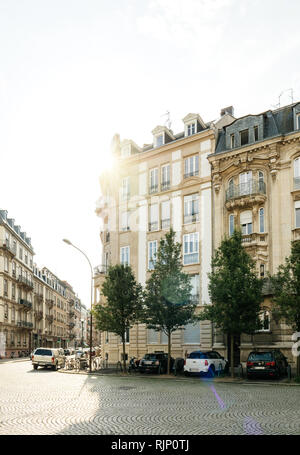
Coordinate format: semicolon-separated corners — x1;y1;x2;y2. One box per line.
226;179;266;201
184;170;199;179
149;185;158;194
18;276;34;289
94;264;108;275
184;213;199;224
161;218;171;229
161;181;170;191
19;298;32;310
1;241;16;256
17;321;33;328
149;221;158;232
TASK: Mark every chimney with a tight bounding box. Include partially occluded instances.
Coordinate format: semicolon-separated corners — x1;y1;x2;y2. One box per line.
0;210;8;221
220;106;234;117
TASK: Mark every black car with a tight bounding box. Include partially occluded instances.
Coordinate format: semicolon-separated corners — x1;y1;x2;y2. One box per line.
139;353;174;374
246;350;288;379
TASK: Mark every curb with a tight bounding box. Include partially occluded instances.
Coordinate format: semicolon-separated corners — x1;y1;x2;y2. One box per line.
57;370;300;386
0;358;30;363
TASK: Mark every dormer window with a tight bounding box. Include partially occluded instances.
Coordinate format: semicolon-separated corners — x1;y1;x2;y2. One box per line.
230;134;235;148
297;113;300;130
156;134;164;147
240;129;249;146
254;126;259;141
187;123;196;136
121;145;130;158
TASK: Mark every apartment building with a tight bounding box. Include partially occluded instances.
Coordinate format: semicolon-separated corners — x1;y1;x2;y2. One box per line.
209;101;300;368
0;210;34;358
95;109;234;363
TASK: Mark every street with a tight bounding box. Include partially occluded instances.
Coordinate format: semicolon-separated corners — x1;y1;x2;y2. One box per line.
0;360;300;435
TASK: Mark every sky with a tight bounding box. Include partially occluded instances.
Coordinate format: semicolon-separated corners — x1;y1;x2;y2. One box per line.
1;0;300;307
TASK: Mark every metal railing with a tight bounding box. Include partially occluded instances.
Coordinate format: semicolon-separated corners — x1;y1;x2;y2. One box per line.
149;185;158;194
18;276;33;289
184;213;199;224
17;321;33;328
161;181;170;191
19;299;32;310
184;170;199;179
1;241;16;255
161;219;171;229
226;179;266;201
149;222;158;232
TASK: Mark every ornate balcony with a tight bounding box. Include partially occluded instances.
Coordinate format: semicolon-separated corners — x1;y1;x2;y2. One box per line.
17;321;33;329
184;213;199;224
0;241;16;257
35;293;43;303
225;179;266;208
94;264;108;275
184;170;199;179
69;311;75;318
292;228;300;242
69;322;75;329
45;299;54;309
149;185;158;195
34;310;43;321
46;314;53;323
68;298;75;306
241;233;268;246
18;276;34;290
19;298;32;310
161;219;171;230
161;181;170;191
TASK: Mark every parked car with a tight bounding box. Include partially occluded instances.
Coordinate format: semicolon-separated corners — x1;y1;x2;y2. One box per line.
184;350;228;376
246;350;288;379
139;353;174;374
31;348;65;371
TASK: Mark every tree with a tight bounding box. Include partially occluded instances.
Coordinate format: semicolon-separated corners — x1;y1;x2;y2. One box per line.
199;230;263;377
270;240;300;377
142;228;196;374
93;264;143;373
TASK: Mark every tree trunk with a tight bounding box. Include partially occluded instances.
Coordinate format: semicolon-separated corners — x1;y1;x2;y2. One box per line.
122;338;127;373
231;334;235;378
167;330;171;375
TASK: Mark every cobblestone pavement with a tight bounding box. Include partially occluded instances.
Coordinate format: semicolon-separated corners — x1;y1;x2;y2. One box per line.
0;360;300;435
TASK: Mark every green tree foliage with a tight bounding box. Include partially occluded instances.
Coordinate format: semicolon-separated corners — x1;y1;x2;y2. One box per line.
93;264;143;373
143;228;196;374
271;240;300;376
199;230;263;377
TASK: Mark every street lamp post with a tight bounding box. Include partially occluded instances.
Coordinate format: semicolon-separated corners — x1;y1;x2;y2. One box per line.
81;318;84;349
63;239;93;372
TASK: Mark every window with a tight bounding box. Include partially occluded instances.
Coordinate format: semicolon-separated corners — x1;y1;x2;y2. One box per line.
229;214;235;236
161;201;170;229
12;284;15;300
183;233;199;265
190;274;200;303
297;113;300;130
4;279;8;296
240;211;252;235
184;194;199;223
161;164;170;190
254;126;258;141
19;247;23;260
149;168;158;193
148;241;157;270
121;211;130;231
187;123;196;136
228;178;234;199
184;155;199;178
230;134;235;148
260;264;265;278
4;257;8;272
259;207;265;233
121;177;130;200
147;328;158;344
258;310;270;332
156;134;164;147
125;328;130;343
240;129;249;146
239;171;252;195
295;201;300;228
120;246;130;265
121;145;130;158
149;204;159;231
184;322;200;344
25;253;28;265
294;157;300;190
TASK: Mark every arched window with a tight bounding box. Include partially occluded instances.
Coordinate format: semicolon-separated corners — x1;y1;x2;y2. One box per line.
228;178;234;198
229;214;235;236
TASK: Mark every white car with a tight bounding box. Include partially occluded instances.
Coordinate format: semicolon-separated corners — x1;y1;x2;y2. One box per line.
32;348;65;371
184;350;228;376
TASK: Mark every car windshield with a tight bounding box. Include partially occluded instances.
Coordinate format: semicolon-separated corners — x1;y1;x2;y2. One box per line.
143;354;159;360
188;352;207;359
248;352;273;361
34;349;52;356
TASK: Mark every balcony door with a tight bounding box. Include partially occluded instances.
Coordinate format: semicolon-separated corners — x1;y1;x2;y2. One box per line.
239;171;252;196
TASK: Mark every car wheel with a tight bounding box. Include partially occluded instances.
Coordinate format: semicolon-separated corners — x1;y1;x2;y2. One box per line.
247;373;252;380
184;371;190;377
52;363;58;371
33;365;38;370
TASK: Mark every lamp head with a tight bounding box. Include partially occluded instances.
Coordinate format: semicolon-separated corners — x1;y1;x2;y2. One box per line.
63;238;72;245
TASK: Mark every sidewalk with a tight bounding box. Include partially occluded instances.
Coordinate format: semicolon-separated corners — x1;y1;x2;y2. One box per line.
0;358;30;363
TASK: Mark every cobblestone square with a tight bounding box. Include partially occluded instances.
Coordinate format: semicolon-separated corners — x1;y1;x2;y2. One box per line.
0;360;300;435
